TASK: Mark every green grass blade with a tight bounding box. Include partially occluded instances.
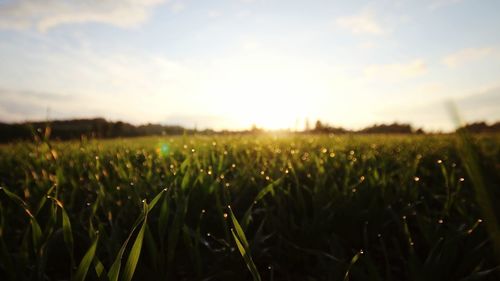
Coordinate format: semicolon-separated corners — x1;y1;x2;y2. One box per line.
228;206;261;281
449;104;500;259
107;189;164;281
228;206;249;249
73;235;99;281
344;250;363;281
122;215;148;281
31;218;42;251
107;220;141;281
61;206;75;267
231;228;261;281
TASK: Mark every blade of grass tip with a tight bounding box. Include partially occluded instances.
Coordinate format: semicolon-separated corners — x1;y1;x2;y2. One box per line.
48;196;75;269
228;206;250;249
228;206;262;281
344;250;363;281
122;214;148;281
231;229;262;281
242;178;281;230
0;186;43;255
448;102;500;259
148;188;168;211
73;234;99;281
107;215;145;281
0;187;33;218
94;258;108;281
61;206;75;268
107;191;164;281
31;218;42;252
108;188;167;281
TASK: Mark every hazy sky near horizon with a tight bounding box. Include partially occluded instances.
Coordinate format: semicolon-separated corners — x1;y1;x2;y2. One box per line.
0;0;499;131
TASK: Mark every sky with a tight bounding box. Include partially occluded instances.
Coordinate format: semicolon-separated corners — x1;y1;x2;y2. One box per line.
0;0;499;131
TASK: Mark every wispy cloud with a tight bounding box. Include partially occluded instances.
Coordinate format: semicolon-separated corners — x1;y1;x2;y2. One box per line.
428;0;464;10
0;0;166;32
442;47;498;68
170;1;186;14
364;59;427;80
336;10;386;35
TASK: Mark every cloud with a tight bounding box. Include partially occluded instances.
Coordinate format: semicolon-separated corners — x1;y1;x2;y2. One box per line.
208;10;223;19
428;0;464;10
0;0;166;32
336;10;386;35
364;59;427;80
0;88;85;122
379;85;500;131
442;47;498;68
170;1;185;13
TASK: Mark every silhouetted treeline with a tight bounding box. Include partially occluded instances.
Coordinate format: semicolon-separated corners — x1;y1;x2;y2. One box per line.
457;121;500;133
307;120;423;134
0;118;499;143
0;118;191;142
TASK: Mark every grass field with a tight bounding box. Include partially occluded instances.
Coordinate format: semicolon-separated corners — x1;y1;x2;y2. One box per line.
0;134;499;280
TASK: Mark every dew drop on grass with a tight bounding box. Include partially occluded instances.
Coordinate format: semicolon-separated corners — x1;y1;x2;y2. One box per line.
438;219;443;224
459;177;465;182
223;213;228;219
414;176;420;182
437;159;443;164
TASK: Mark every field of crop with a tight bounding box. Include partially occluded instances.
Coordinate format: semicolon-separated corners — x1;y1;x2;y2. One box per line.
0;134;499;280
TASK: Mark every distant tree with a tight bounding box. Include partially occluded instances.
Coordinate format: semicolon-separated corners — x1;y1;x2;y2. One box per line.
459;122;500;133
359;123;413;134
315;120;323;131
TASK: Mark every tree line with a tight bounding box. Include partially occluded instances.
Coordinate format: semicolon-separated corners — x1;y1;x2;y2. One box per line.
0;118;498;142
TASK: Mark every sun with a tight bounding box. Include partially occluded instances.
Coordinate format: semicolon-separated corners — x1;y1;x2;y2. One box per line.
199;54;333;130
